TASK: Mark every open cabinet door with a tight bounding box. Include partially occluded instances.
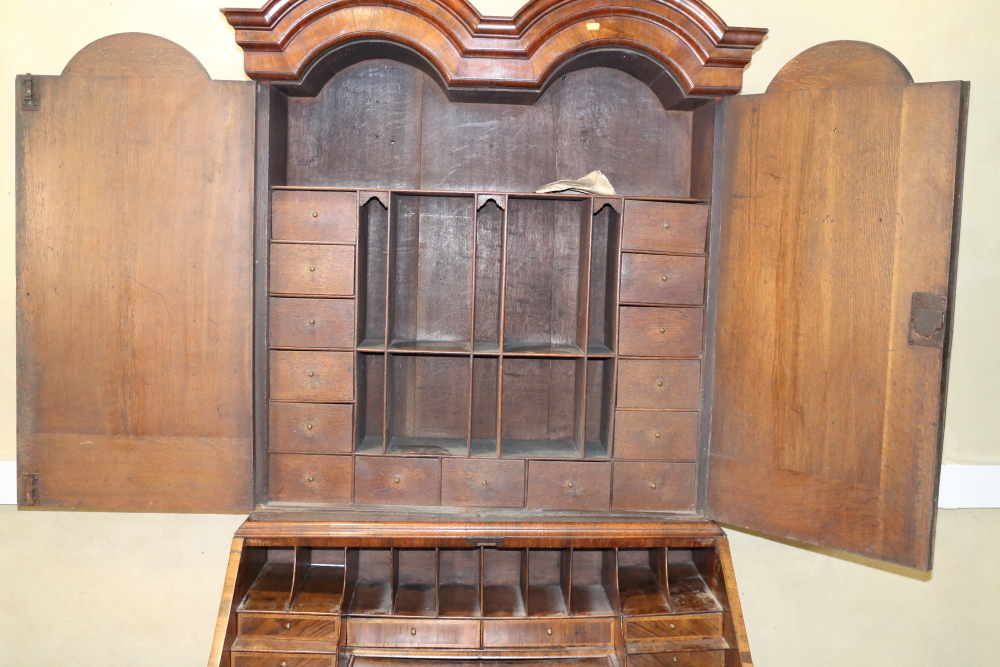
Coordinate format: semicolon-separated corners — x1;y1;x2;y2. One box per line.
16;34;256;511
706;42;967;569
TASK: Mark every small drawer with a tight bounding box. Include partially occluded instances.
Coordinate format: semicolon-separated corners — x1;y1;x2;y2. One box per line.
238;613;340;641
625;614;723;642
612;462;697;512
272;190;358;243
616;360;700;410
270;297;355;349
613;411;698;460
268;454;353;504
354;457;441;505
526;461;611;511
622;201;709;254
270;243;355;296
345;619;480;648
483;619;613;648
270;351;354;402
441;458;525;508
618;307;703;358
270;403;353;454
628;652;724;667
232;654;335;667
620;254;705;306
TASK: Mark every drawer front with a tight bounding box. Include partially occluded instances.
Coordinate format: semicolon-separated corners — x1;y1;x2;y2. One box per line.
233;654;335;667
354;457;441;505
620;254;705;306
483;619;612;648
526;461;611;511
625;614;723;641
345;619;480;648
618;307;703;358
441;458;525;508
612;462;697;512
270;351;354;402
270;402;353;454
270;297;355;349
238;613;340;641
616;360;700;410
270;243;355;296
628;652;724;667
613;411;698;460
272;190;358;243
622;201;709;254
268;454;353;504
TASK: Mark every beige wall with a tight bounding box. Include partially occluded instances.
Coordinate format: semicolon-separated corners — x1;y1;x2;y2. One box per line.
1;1;998;666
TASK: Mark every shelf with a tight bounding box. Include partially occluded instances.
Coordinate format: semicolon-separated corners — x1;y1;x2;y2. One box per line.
387;436;469;457
502;343;586;357
272;185;708;206
388;340;472;354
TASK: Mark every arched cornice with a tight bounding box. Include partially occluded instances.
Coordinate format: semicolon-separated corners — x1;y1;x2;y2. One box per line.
223;0;766;103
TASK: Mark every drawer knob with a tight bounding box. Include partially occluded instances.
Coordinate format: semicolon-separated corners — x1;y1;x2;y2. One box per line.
656;380;663;387
308;476;315;482
659;327;665;333
567;481;574;488
662;222;670;229
306;423;314;430
311;211;319;217
482;479;489;486
309;266;316;272
650;482;657;489
308;318;316;325
654;432;661;438
547;628;553;635
672;658;678;663
660;275;669;281
285;622;291;629
670;623;676;629
411;628;417;635
393;476;401;484
308;371;315;377
282;662;288;667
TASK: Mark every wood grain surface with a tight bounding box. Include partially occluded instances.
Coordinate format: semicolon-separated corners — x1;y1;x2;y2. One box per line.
272;189;358;243
620;254;706;306
269;297;355;349
618;307;703;358
269;403;353;455
622;201;709;254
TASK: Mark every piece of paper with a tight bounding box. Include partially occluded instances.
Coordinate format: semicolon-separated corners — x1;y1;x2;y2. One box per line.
534;170;616;195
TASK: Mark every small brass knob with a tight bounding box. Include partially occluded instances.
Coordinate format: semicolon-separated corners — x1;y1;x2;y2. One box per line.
312;211;319;217
308;318;316;325
654;432;661;438
482;479;489;486
659;327;665;333
670;623;676;629
661;275;668;281
567;481;574;488
547;628;553;635
308;371;315;377
307;476;314;482
306;423;313;430
309;265;316;272
285;622;291;629
393;476;401;484
672;658;678;663
656;380;663;387
650;483;657;489
662;222;670;229
411;628;417;635
282;662;288;667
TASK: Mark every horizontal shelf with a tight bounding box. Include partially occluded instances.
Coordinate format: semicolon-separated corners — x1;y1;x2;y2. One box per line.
271;185;707;205
387;437;469;457
503;343;585;357
388;340;472;354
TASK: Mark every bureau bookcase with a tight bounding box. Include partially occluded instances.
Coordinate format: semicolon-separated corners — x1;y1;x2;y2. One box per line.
15;1;967;666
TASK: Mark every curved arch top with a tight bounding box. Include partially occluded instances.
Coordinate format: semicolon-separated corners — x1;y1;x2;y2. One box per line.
223;0;766;103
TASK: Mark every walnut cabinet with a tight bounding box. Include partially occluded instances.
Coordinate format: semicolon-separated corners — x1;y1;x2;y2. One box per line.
15;1;967;666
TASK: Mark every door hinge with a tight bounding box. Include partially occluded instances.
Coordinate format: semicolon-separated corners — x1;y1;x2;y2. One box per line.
909;292;947;348
21;74;38;111
23;472;39;505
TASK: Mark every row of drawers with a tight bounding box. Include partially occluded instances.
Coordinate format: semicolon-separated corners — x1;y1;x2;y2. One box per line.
270;456;696;511
271;354;700;406
270;244;704;307
272;403;698;461
271;190;708;255
269;297;703;358
237;614;721;646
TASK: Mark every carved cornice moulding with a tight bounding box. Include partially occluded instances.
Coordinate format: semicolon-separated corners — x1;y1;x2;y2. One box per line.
223;0;766;101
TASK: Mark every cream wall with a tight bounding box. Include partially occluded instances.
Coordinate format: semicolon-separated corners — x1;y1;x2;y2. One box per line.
1;1;999;666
